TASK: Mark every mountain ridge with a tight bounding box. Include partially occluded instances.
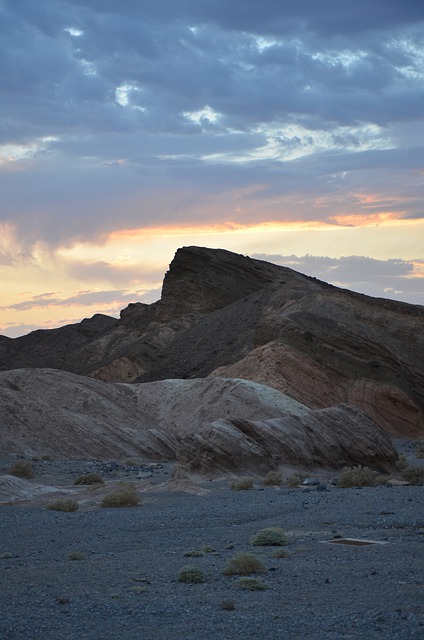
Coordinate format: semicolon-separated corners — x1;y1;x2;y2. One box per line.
1;246;423;437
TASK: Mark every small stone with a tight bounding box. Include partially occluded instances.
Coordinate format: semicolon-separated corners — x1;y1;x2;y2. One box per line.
302;478;320;486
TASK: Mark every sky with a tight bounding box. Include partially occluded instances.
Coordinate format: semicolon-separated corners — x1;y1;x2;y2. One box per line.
1;0;423;338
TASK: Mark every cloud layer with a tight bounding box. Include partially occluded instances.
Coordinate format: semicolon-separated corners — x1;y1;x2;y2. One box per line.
1;1;423;249
1;1;423;335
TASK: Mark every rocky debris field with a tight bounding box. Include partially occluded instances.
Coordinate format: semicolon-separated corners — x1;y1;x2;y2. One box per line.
0;441;423;640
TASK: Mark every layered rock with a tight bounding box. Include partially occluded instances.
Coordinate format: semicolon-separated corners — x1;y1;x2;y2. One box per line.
0;369;397;474
177;404;398;475
1;246;423;437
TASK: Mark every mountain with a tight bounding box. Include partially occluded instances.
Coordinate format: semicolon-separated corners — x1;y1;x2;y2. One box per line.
0;368;397;472
1;246;423;437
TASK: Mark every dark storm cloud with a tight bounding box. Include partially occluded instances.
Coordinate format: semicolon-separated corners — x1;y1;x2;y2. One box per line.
1;0;423;248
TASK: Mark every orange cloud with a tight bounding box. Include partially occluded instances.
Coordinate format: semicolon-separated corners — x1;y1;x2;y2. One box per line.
328;212;410;227
109;219;338;242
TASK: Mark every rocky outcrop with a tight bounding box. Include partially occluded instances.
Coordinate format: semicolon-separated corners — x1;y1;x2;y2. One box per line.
0;369;307;460
177;404;398;476
0;369;397;474
1;246;423;437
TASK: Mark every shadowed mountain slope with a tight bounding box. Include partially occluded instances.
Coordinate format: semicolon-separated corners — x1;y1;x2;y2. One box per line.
0;368;397;473
1;246;423;437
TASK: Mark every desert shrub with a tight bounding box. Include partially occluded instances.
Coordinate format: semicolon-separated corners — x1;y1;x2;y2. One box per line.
396;454;409;471
220;599;236;610
9;460;34;479
178;565;207;583
68;551;84;561
284;473;304;488
401;465;424;486
47;498;79;512
415;442;424;459
202;546;216;553
236;577;269;591
251;527;288;547
130;586;147;594
272;548;290;558
262;471;282;487
337;466;386;488
0;553;14;560
223;553;265;576
183;549;204;558
124;459;137;466
101;482;139;508
74;473;104;486
230;478;253;491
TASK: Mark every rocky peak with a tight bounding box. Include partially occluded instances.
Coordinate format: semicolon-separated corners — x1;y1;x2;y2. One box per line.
158;246;288;317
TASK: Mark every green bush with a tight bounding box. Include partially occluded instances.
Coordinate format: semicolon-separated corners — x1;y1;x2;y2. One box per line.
101;482;139;508
337;466;386;488
9;460;34;479
178;565;207;583
47;498;79;512
230;478;253;491
401;465;424;486
68;551;84;561
223;553;264;576
236;577;269;591
262;471;282;486
251;527;288;547
284;473;304;488
74;473;104;485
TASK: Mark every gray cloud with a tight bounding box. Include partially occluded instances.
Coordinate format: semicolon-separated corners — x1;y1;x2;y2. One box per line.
252;254;424;305
2;287;160;313
0;0;423;251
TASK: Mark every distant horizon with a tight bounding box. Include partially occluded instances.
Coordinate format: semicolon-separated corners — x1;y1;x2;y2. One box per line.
2;245;423;339
1;2;423;336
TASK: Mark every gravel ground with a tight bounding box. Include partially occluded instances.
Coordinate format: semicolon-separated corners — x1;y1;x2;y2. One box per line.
1;486;423;638
0;440;423;640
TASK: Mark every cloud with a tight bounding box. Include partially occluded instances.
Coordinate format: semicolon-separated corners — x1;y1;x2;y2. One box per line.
63;259;165;286
252;254;424;305
2;288;160;313
0;0;422;296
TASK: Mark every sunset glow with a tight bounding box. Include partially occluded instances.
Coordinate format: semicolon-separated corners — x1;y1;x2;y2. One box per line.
1;2;423;337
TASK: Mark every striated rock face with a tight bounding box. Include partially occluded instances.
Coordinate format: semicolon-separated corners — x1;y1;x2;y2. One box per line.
177;404;398;476
1;246;423;437
0;369;397;474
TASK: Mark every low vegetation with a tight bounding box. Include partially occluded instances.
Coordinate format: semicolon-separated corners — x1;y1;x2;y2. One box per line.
101;482;140;508
396;454;409;471
74;473;104;485
230;478;254;491
220;599;236;610
401;465;424;486
178;565;207;583
284;473;304;488
250;527;288;547
337;466;387;488
46;498;79;512
262;471;282;486
223;553;265;576
236;577;269;591
68;551;84;561
272;548;290;558
8;460;34;479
